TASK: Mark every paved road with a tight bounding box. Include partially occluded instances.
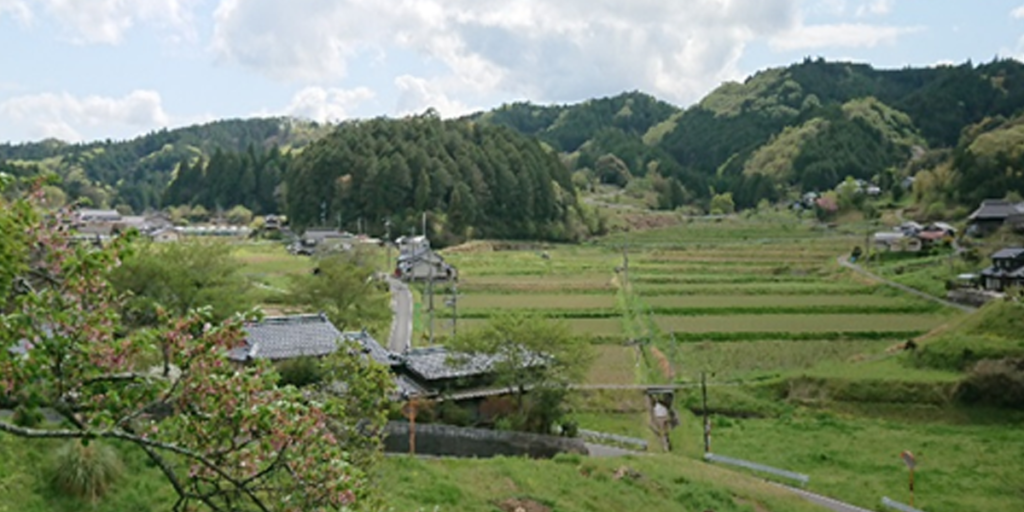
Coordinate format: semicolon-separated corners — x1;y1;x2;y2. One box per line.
387;278;413;352
837;256;976;313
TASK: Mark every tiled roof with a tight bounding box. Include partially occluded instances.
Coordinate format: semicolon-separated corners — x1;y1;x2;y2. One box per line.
343;330;402;367
394;374;428;398
992;248;1024;260
402;346;546;382
969;200;1024;221
230;314;342;362
980;266;1024;278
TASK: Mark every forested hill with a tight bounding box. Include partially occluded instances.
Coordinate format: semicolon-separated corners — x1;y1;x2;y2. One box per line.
470;59;1024;211
284;114;600;243
0;118;330;213
5;58;1024;225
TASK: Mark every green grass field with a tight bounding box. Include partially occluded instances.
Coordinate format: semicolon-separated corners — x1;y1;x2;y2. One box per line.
586;345;639;385
378;453;824;512
459;293;616;310
654;313;947;334
644;294;917;308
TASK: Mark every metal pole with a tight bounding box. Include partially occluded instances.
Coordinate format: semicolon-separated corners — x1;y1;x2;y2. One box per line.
702;371;710;454
452;283;458;341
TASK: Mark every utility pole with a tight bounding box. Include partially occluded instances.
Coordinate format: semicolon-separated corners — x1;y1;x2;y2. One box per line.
621;236;630;293
702;371;711;454
450;282;458;341
427;262;435;345
385;219;392;274
421;211;427;237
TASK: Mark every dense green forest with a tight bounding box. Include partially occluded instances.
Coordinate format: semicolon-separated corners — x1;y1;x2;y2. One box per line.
283;113;600;243
472;58;1024;211
4;58;1024;227
0;118;328;213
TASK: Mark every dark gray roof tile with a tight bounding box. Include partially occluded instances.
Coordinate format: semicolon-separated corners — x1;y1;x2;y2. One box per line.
233;314;342;362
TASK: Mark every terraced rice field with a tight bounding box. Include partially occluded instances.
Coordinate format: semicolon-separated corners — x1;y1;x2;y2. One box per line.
653;313;944;334
435;215;961;385
459;294;616;310
455;317;624;337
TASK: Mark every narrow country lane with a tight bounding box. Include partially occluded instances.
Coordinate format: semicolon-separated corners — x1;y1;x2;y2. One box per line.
837;256;976;313
388;277;413;352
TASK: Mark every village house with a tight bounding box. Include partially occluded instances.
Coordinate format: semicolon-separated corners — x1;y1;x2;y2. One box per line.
967;199;1024;236
872;231;923;253
979;248;1024;292
394;235;458;282
148;227;182;243
230;314;543;406
872;221;957;253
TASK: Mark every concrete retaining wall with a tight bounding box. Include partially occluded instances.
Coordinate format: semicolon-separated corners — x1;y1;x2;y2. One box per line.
383;421;588;459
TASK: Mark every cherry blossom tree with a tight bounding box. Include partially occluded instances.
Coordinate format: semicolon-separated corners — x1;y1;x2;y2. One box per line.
0;183;392;511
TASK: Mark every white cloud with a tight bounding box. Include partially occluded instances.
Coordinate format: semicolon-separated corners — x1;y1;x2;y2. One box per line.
770;23;921;51
279;86;375;123
394;75;473;118
0;90;170;142
25;0;200;44
856;0;893;17
1013;5;1024;19
0;0;31;24
211;0;802;106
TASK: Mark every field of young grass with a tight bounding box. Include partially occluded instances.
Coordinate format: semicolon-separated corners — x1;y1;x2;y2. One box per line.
378;452;825;512
673;339;898;380
457;317;625;337
645;294;917;308
232;242;315;290
459;293;616;310
703;408;1024;512
585;345;639;385
654;313;946;334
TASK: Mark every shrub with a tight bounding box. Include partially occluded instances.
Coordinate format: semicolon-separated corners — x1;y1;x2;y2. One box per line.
50;440;123;502
956;358;1024;409
276;356;324;388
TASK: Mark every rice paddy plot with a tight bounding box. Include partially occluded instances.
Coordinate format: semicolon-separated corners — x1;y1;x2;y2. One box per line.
586;345;638;385
632;274;820;285
635;282;877;296
669;339;897;380
457;275;615;293
654;313;947;333
458;293;615;310
644;294;916;309
629;263;824;275
457;317;624;337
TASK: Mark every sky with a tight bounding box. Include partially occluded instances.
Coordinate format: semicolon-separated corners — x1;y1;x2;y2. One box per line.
2;0;1024;143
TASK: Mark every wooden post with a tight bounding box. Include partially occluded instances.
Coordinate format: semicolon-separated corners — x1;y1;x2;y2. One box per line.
909;466;915;507
404;396;419;455
900;450;916;507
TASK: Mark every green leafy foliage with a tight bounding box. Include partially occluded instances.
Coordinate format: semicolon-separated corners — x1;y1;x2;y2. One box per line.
284;252;391;335
285;113;595;242
108;240;253;328
0;118;328;213
0;188;391;511
448;313;594;432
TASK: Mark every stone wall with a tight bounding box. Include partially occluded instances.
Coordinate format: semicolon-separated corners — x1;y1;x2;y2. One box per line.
383;421;588;459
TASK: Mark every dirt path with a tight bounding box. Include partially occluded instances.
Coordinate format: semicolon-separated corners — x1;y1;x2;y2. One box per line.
836;256;976;313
